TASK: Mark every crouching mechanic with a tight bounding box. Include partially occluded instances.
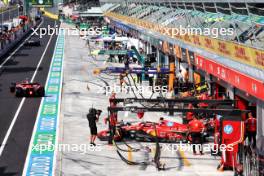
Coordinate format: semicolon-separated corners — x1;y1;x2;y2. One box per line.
188;116;205;155
87;108;102;146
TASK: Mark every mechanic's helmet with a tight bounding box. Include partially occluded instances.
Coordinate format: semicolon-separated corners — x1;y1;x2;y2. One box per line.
110;91;116;98
111;91;116;96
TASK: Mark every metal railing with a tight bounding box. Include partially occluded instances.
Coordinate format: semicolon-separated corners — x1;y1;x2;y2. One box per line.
0;6;22;24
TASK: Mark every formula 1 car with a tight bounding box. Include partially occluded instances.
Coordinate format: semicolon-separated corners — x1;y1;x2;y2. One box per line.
98;119;212;143
24;39;41;46
98;120;190;143
10;80;45;97
133;120;189;142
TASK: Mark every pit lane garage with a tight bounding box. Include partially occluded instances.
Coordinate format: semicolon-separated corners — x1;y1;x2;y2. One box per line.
89;35;257;175
93;94;247;175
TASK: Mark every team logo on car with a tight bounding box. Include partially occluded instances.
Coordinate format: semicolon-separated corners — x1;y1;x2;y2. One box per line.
166;121;174;127
224;124;233;134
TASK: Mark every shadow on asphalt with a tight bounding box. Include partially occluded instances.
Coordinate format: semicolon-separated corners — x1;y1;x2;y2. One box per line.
20;47;32;50
2;60;19;66
12;53;29;57
1;67;43;73
0;167;17;176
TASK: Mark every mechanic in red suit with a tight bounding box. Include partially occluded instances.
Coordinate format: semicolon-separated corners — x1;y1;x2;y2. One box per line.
245;112;257;148
108;92;118;144
198;92;209;108
188;117;205;155
185;103;194;124
108;92;118;126
109;91;117;106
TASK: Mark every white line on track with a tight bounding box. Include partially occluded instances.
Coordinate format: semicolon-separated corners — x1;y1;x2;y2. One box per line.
0;19;55;157
22;25;63;176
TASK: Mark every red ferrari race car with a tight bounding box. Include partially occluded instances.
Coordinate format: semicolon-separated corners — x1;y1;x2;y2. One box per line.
98;120;193;143
134;120;189;142
10;80;45;97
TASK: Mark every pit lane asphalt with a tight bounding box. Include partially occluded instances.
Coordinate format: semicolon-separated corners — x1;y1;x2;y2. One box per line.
0;17;59;175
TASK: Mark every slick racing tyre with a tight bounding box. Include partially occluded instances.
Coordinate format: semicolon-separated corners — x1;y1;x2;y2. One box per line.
37;87;45;97
10;86;15;93
128;130;137;139
15;87;24;97
134;131;154;142
10;83;16;93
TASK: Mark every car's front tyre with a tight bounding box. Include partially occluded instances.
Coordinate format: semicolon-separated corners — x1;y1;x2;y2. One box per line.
10;83;16;93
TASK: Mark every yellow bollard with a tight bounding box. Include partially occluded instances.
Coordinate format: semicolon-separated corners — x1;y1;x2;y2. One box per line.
128;146;132;162
151;146;156;156
217;164;224;172
93;69;101;75
179;148;191;167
